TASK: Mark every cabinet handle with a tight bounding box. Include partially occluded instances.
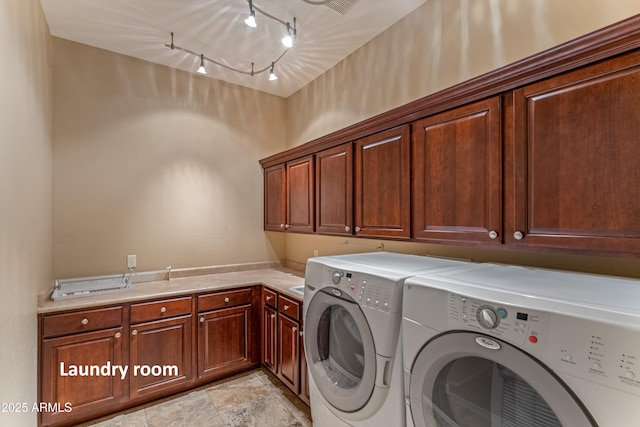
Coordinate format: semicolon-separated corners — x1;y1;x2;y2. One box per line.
355;226;361;233
115;332;121;339
160;306;166;313
131;329;137;336
292;326;298;333
81;318;89;325
513;231;524;240
489;230;498;239
224;297;230;303
345;226;350;232
284;305;289;310
200;317;205;323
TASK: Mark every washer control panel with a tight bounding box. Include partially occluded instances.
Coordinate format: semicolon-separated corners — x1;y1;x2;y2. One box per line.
447;293;549;356
543;311;640;397
324;267;402;313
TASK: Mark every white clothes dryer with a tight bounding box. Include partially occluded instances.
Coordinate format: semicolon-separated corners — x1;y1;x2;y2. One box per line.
303;252;470;427
402;263;640;427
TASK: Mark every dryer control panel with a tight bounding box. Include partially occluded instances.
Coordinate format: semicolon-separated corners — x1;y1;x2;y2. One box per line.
447;293;550;357
323;267;403;313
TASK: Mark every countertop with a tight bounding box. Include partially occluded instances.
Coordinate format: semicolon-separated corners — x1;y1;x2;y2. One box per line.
38;268;305;314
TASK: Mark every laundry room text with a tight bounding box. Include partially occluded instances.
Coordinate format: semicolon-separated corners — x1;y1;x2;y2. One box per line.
59;362;178;380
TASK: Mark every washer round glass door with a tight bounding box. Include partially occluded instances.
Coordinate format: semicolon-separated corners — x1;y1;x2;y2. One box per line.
305;287;376;412
409;332;597;427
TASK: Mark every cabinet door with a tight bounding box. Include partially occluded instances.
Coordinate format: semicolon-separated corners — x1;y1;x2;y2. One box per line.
264;163;286;231
287;155;315;233
129;315;193;399
262;305;277;374
299;323;310;405
316;143;353;235
354;125;411;239
41;327;124;426
413;97;502;244
277;314;300;394
198;305;252;378
509;51;640;254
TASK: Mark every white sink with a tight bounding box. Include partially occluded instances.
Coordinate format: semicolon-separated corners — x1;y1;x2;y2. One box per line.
289;285;305;297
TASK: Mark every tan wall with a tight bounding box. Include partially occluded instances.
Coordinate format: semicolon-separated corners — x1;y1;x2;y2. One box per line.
0;0;52;424
52;39;287;278
284;0;640;278
287;0;640;147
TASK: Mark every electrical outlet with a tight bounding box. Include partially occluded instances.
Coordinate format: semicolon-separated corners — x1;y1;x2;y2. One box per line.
127;255;136;269
313;249;319;257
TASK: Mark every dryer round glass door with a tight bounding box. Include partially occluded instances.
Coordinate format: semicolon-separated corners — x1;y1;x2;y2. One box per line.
409;332;597;427
305;288;376;413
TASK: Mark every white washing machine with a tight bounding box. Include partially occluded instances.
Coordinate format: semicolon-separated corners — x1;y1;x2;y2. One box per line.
303;252;470;427
402;263;640;427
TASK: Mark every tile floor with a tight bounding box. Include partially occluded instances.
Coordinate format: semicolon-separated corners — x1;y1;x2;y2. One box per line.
78;369;312;427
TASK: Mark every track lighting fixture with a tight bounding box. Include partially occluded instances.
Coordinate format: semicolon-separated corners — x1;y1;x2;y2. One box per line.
166;1;297;81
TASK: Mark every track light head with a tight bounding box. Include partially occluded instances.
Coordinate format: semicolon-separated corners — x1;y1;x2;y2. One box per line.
269;62;278;80
197;54;207;74
245;1;256;27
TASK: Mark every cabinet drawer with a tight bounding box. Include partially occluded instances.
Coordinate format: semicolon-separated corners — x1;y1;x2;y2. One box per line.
278;295;300;321
263;287;277;308
198;288;252;312
130;296;192;324
42;306;123;338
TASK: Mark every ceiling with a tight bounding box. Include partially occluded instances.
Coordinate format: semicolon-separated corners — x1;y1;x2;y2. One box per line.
40;0;426;98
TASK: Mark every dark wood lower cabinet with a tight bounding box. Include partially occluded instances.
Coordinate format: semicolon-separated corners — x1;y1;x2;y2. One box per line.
299;324;310;405
197;304;253;379
39;286;304;426
277;314;300;393
40;327;124;426
262;304;277;374
129;315;193;398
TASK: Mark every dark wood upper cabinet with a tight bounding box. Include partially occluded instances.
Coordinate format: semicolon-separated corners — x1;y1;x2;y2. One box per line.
412;96;502;244
286;155;315;233
354;125;411;239
264;163;286;231
507;50;640;255
315;143;353;235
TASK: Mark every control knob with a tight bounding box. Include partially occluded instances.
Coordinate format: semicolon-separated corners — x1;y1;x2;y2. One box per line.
477;306;499;329
332;271;342;284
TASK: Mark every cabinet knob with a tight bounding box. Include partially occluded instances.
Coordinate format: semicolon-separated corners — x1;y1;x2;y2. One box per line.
284;305;289;310
292;326;298;333
266;296;272;301
200;317;205;323
81;318;89;325
115;332;121;339
513;231;524;240
160;306;166;313
131;329;137;336
355;226;361;233
285;224;290;229
299;330;304;337
489;230;498;239
271;314;276;319
224;297;230;303
345;226;350;232
280;224;285;229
